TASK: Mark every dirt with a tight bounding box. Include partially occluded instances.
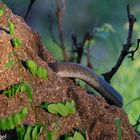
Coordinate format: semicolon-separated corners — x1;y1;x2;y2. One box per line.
0;3;139;140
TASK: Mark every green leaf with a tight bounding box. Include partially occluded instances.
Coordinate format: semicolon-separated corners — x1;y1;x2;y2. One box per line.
97;23;115;33
57;103;68;117
20;83;33;102
32;125;42;140
37;66;48;80
71;100;75;106
40;102;49;110
8;21;15;36
0;119;7;130
3;84;21;97
11;38;22;48
20;107;28;116
12;114;22;126
41;67;48;80
47;104;59;115
45;125;55;140
73;131;85;140
5;60;17;69
115;118;122;140
41;100;76;116
2;83;32;102
17;125;26;139
65;100;76;115
26;60;48;80
64;131;85;140
5;117;15;130
36;66;44;79
0;7;5;17
24;126;32;140
95;23;115;40
17;124;42;140
66;137;74;140
0;107;28;130
26;60;38;76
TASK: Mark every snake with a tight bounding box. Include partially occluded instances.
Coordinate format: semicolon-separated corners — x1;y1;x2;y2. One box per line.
49;62;123;107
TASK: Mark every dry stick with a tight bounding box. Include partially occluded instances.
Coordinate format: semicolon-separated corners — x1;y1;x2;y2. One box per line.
102;5;137;83
55;0;69;61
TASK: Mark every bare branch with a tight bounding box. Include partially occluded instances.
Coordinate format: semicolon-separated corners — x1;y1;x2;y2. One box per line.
71;33;84;63
128;39;140;60
71;32;93;64
102;5;137;83
55;0;69;61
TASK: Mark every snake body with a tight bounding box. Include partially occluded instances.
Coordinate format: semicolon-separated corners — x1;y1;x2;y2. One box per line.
49;62;123;107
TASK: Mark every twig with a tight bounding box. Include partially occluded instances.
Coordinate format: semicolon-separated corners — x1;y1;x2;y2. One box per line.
84;32;93;68
24;0;36;20
102;5;138;83
128;39;140;60
133;114;140;130
86;44;93;69
71;32;93;64
71;33;84;63
48;15;60;46
55;0;69;61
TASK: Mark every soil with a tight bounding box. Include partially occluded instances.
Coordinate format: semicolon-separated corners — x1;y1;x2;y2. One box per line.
0;3;139;140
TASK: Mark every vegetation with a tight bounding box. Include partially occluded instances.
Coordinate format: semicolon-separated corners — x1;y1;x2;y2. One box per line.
1;0;140;139
2;82;33;102
113;59;140;130
25;60;48;80
17;124;43;140
41;100;76;117
115;118;122;140
0;107;28;131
